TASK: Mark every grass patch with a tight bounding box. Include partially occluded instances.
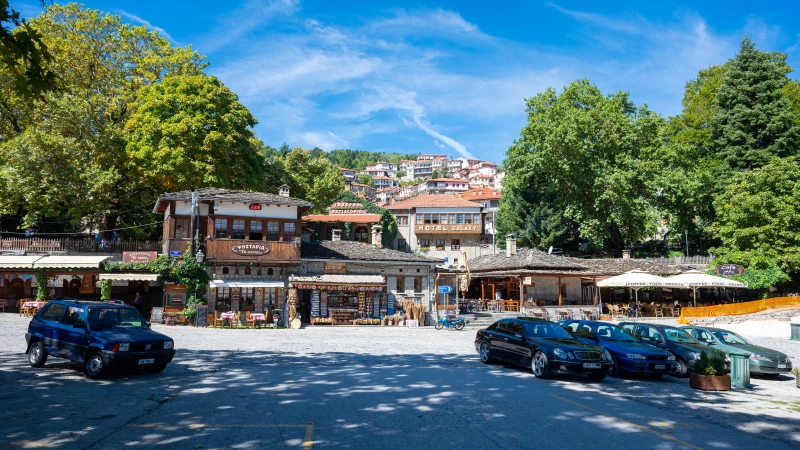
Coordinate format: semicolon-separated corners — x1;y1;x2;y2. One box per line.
766;400;789;405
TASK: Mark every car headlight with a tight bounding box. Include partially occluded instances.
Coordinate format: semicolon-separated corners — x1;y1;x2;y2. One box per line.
626;353;646;360
553;348;568;359
164;341;173;350
667;355;676;361
114;343;129;352
602;349;612;361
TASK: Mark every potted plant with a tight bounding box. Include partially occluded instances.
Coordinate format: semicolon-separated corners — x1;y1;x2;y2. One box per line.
689;349;731;391
792;368;800;389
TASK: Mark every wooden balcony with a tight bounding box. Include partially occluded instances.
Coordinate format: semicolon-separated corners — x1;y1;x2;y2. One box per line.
0;237;161;254
202;239;301;263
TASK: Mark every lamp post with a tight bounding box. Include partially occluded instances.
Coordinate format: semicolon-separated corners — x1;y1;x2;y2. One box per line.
684;228;689;257
196;250;205;264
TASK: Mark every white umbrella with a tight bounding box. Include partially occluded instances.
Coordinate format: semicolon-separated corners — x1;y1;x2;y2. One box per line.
596;269;667;304
661;270;747;307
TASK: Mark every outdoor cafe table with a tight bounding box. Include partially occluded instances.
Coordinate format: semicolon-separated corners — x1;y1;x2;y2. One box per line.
220;311;237;328
23;301;45;309
251;313;266;327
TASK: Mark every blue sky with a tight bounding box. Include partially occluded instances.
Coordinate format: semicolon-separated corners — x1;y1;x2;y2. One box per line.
14;1;800;162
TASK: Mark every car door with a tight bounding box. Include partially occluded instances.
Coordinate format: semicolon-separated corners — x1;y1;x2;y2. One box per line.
573;323;598;346
505;321;530;365
491;320;514;362
38;303;67;355
58;305;89;362
639;325;667;350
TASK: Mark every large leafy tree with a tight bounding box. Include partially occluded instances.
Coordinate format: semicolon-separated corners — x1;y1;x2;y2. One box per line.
278;148;344;213
711;36;800;175
503;79;662;256
125;74;266;192
1;0;55;98
496;183;572;250
710;157;800;271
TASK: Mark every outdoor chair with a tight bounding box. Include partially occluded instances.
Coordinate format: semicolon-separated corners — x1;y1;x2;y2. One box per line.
207;313;220;328
19;301;32;317
582;309;595;320
0;299;5;313
654;308;664;318
235;311;242;328
246;311;255;329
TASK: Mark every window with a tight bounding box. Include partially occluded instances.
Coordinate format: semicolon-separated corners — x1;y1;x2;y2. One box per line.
424;214;432;224
508;321;524;336
232;220;245;239
240;288;255;310
451;239;460;250
244;266;251;275
267;221;280;241
61;306;85;326
475;214;481;225
416;214;424;224
214;219;228;238
222;267;229;275
431;214;439;224
464;214;473;224
174;218;190;239
216;287;231;311
264;288;277;308
396;277;405;292
435;239;445;250
41;303;66;322
456;214;464;224
283;222;296;241
419;239;430;248
249;220;263;240
414;277;422;293
440;214;448;224
397;216;408;225
449;214;455;224
398;238;407;251
267;268;274;276
354;226;369;242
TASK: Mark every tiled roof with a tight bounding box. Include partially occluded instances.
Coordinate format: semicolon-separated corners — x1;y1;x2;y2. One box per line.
154;187;313;212
386;195;483;210
301;240;442;263
469;248;588;272
462;188;501;200
566;258;692;276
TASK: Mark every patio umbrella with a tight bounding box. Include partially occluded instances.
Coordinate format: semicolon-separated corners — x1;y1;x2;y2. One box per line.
661;270;747;307
596;269;667;305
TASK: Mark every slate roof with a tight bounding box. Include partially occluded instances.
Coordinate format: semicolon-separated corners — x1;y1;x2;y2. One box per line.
303;214;383;223
386;195;483;210
301;240;442;263
566;258;693;276
154;187;313;212
468;248;588;272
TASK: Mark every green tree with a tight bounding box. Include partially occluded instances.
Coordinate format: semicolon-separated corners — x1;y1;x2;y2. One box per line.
357;173;375;188
709;157;800;271
125;74;266;192
711;36;800;174
496;184;572;250
280;148;344;213
396;170;406;179
431;169;441;179
1;0;55;98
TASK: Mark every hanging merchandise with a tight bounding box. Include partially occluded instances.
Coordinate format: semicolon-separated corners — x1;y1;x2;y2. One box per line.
372;293;380;318
311;290;320;318
320;292;329;318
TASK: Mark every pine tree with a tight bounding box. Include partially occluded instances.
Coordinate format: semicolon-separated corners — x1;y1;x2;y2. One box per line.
711;36;800;174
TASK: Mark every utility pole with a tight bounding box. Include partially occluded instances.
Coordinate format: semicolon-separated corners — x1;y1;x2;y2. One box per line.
190;190;198;258
684;228;689;257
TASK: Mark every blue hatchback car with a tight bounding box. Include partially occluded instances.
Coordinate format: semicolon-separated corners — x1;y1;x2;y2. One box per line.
25;299;175;379
560;320;676;378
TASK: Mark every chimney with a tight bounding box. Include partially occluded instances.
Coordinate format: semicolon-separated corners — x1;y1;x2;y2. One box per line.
506;234;516;257
622;249;631;259
279;184;290;198
371;224;383;248
332;229;342;241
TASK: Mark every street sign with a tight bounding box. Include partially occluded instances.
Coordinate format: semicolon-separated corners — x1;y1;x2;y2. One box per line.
437;285;452;294
169;250;182;257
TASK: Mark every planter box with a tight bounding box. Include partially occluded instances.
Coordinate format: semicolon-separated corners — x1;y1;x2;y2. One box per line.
690;373;731;391
600;314;612;321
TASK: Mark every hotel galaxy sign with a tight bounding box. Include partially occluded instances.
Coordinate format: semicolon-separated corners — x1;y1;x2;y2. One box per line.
417;225;480;234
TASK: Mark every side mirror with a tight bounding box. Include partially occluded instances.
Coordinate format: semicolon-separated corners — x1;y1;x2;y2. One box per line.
145;322;152;328
706;339;715;345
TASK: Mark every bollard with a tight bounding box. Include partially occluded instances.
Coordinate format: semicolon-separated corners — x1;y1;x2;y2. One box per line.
729;351;751;389
791;323;800;341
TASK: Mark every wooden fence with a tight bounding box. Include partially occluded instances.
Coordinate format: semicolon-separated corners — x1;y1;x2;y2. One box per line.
677;295;800;323
0;237;161;253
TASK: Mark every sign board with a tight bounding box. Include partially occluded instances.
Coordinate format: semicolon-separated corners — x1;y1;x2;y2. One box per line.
123;251;158;263
169;250;182;257
111;280;129;287
150;307;164;323
523;277;533;286
230;243;270;256
716;264;744;276
437;285;453;293
196;305;209;327
249;204;262;210
324;262;347;273
231;288;241;306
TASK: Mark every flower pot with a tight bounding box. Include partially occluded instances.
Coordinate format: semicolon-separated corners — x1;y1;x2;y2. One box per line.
795;375;800;389
690;373;731;391
397;320;404;326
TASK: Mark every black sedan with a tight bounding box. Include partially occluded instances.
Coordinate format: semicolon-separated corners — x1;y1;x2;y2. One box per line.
475;317;613;380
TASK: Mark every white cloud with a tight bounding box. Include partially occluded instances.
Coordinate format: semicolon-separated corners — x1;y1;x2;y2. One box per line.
298;131;349;150
117;10;180;46
200;0;301;54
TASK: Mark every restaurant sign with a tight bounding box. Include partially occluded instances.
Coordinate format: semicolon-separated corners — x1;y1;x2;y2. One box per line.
123;251;158;263
291;284;383;292
231;243;270;256
523;277;533;286
324;262;347;273
715;264;744;276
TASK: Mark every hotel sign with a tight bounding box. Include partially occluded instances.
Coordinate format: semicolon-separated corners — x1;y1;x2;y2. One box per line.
231;243;271;256
417;225;480;234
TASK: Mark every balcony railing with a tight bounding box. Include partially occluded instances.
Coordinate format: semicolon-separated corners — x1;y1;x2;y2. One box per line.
0;237;162;253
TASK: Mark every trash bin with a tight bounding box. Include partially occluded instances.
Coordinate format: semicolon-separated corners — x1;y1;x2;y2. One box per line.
729;351;751;389
791;323;800;341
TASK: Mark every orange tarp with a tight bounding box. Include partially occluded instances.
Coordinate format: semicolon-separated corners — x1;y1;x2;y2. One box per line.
677;296;800;323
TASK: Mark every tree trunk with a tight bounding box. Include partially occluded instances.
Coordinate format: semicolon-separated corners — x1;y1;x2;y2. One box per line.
607;222;625;257
103;214;118;240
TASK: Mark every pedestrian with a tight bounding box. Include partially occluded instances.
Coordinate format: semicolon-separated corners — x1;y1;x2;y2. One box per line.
495;290;502;301
134;292;143;314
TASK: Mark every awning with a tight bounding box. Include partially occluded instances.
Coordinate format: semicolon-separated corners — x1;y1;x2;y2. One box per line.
0;255;43;269
288;274;385;285
98;273;161;282
209;279;285;288
32;255;112;269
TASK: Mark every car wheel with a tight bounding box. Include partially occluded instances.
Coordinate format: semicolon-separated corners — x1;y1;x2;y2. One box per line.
455;322;465;331
84;352;106;379
588;373;606;381
672;358;688;378
648;373;664;380
28;341;47;368
144;364;167;374
435;322;444;330
607;353;621;378
531;351;550;379
479;342;493;364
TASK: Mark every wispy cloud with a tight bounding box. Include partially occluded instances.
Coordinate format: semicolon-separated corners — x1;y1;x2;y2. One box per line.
200;0;300;54
117;10;180;46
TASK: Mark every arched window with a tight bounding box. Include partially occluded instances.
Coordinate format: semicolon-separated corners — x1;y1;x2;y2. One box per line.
354;226;369;242
267;268;274;276
244;266;251;275
222;267;229;275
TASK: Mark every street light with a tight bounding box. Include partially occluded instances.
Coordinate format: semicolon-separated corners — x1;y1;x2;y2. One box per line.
196;249;205;263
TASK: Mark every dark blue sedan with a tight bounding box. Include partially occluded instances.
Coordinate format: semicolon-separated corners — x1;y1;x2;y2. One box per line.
560;320;676;378
25;299;175;379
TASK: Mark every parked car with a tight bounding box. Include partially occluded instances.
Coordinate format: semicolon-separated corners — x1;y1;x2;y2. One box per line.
682;326;792;377
618;322;722;377
25;299;175;379
560;320;676;378
475;317;612;380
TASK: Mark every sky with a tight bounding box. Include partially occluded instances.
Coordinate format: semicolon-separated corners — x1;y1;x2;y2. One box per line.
13;1;800;162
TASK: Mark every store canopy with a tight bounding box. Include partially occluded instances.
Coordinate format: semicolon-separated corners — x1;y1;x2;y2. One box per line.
208;280;285;288
32;255;112;269
289;274;385;285
661;270;747;307
98;273;161;282
0;255;44;269
596;270;667;287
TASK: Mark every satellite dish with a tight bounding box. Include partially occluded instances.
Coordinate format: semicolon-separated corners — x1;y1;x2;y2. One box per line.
548;246;553;254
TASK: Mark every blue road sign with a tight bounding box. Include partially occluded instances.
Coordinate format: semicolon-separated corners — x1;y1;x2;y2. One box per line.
169;250;182;257
437;285;453;294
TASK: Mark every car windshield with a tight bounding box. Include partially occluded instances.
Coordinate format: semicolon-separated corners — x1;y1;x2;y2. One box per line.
663;328;698;344
713;330;750;345
87;307;146;329
595;324;637;342
523;322;573;339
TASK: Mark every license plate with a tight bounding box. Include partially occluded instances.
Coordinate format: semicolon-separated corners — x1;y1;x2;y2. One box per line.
778;364;787;369
582;363;601;369
655;364;666;370
138;358;155;365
